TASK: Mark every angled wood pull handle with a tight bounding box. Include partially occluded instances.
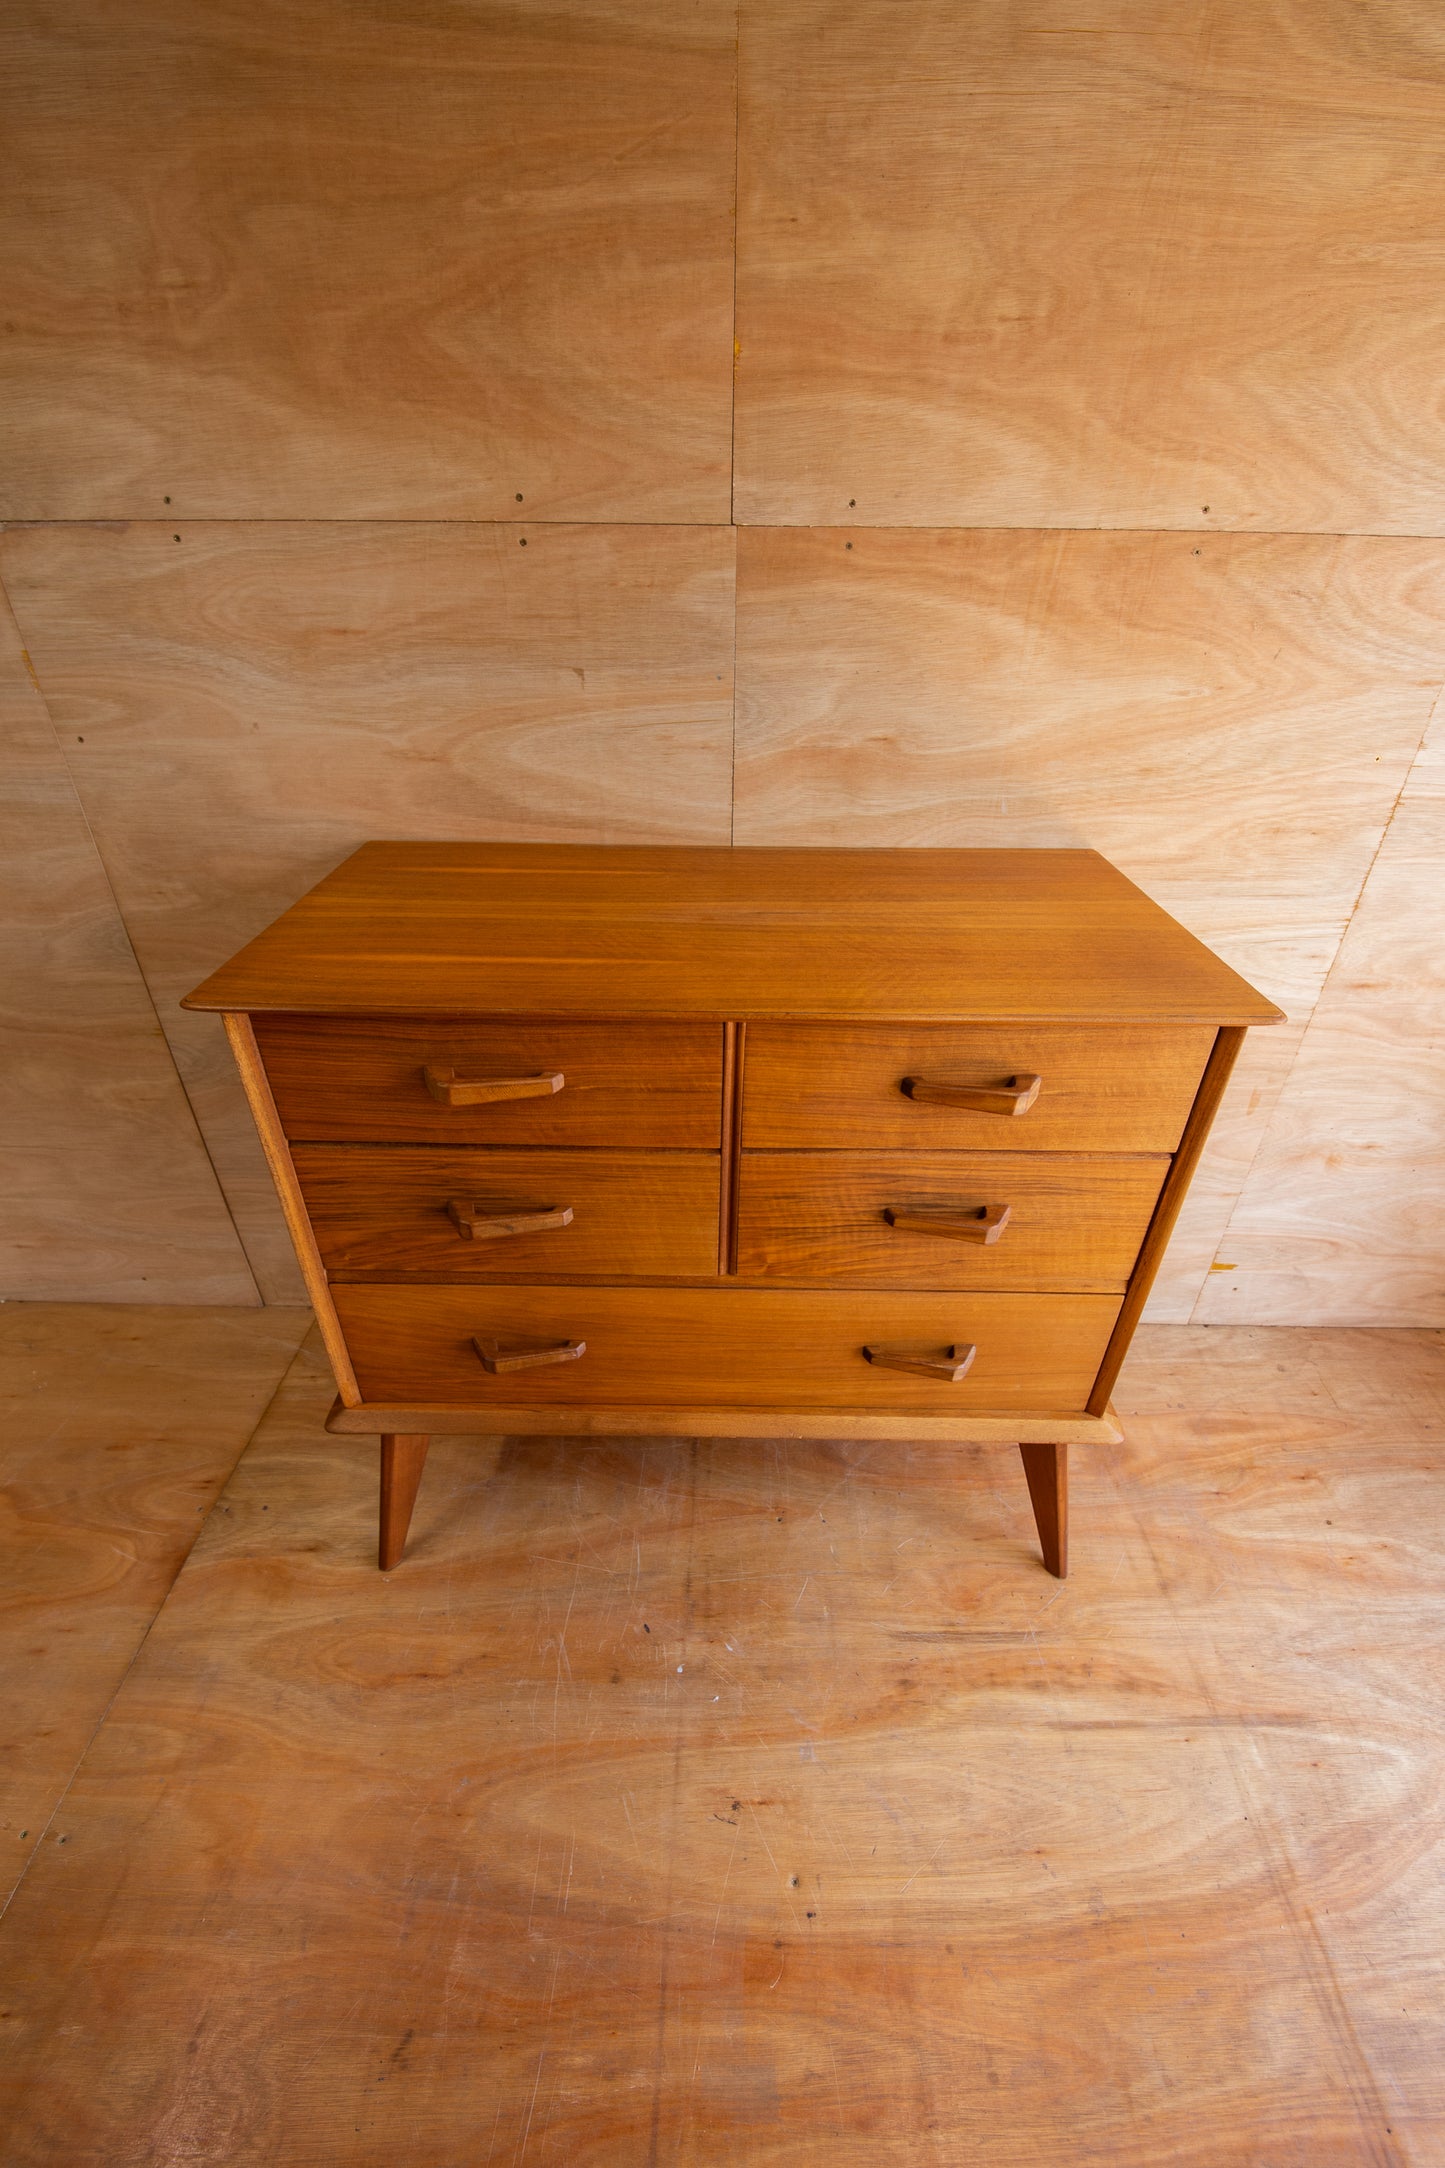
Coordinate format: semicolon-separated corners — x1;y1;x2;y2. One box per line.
423;1066;565;1107
447;1200;574;1241
473;1334;586;1374
883;1202;1011;1245
901;1071;1041;1117
863;1342;976;1382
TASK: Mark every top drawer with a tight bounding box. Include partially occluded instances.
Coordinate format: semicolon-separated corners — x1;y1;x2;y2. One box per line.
743;1023;1215;1152
255;1017;724;1146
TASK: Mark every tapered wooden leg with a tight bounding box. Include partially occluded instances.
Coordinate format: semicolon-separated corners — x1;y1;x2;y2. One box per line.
379;1434;430;1570
1019;1443;1068;1578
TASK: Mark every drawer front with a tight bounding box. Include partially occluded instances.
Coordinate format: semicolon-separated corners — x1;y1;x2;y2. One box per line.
743;1023;1214;1152
257;1017;723;1146
294;1146;720;1280
333;1286;1120;1413
736;1152;1166;1291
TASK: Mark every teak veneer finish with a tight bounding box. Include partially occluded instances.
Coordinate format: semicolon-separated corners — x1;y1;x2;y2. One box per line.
735;1151;1168;1291
189;844;1280;1573
294;1145;722;1282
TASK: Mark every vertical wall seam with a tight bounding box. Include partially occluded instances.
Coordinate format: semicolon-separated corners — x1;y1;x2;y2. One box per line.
728;3;741;841
1187;671;1445;1320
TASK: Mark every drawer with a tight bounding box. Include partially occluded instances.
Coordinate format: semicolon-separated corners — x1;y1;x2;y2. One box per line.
742;1023;1214;1152
256;1017;723;1146
333;1286;1120;1413
736;1152;1166;1291
294;1146;721;1280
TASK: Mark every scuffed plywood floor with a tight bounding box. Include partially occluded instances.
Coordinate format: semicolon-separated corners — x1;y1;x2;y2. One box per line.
0;1311;1440;2164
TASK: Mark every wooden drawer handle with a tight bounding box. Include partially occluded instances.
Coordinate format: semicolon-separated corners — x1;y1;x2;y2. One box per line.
901;1071;1041;1117
863;1341;976;1382
883;1202;1011;1245
473;1334;586;1374
447;1200;574;1241
423;1065;565;1107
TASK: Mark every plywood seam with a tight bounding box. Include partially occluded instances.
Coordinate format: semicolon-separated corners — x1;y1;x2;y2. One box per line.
16;519;1445;539
728;4;741;538
0;568;262;1303
1192;674;1445;1320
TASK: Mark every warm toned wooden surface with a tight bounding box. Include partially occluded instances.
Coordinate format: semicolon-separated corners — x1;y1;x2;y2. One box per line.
0;521;736;1301
333;1285;1121;1413
0;0;735;521
226;1014;361;1407
297;1146;723;1282
1;1312;1440;2161
259;1016;725;1147
5;0;1443;1327
736;1151;1167;1291
0;1304;310;1908
184;843;1278;1023
1201;699;1445;1325
1089;1027;1245;1416
377;1435;430;1574
1017;1442;1067;1580
732;526;1445;1316
743;1020;1217;1149
731;529;1444;950
0;579;256;1303
326;1398;1124;1447
735;0;1445;532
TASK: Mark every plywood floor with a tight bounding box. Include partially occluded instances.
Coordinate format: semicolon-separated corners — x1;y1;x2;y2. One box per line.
1;1310;1441;2165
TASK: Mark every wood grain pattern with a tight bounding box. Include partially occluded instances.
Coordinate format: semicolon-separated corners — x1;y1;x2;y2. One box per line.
743;1023;1214;1152
326;1397;1124;1447
0;1303;309;1904
0;0;735;521
732;526;1445;1316
1087;1029;1243;1414
1018;1442;1067;1579
733;529;1445;929
735;0;1445;531
1199;707;1445;1325
736;1151;1167;1291
377;1435;430;1572
0;582;257;1304
260;1017;724;1148
184;842;1276;1023
332;1285;1121;1413
1;1315;1440;2161
0;521;735;1299
225;1015;361;1405
294;1145;722;1281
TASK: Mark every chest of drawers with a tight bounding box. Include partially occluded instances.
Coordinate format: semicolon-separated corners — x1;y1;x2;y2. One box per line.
184;845;1280;1577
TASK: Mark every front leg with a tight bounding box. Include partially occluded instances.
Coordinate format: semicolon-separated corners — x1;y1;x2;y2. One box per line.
1018;1443;1067;1578
379;1434;431;1570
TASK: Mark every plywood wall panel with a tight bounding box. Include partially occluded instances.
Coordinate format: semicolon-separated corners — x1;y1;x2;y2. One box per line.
734;526;1445;1317
0;520;735;1300
735;0;1445;532
733;527;1443;909
0;583;257;1303
1198;710;1445;1324
0;0;735;521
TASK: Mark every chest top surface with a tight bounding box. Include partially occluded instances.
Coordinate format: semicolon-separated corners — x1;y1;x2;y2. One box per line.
183;843;1281;1025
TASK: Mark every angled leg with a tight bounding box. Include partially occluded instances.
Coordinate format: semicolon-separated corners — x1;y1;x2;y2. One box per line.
1018;1443;1068;1578
379;1434;431;1570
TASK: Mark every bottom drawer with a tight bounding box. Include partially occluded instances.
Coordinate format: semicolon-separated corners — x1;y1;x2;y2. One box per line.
332;1286;1120;1414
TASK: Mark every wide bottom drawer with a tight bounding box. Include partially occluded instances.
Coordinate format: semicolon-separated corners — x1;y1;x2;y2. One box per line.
333;1286;1121;1413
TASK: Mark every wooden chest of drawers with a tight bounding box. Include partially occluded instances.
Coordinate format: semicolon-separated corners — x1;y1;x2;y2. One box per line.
185;844;1280;1576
